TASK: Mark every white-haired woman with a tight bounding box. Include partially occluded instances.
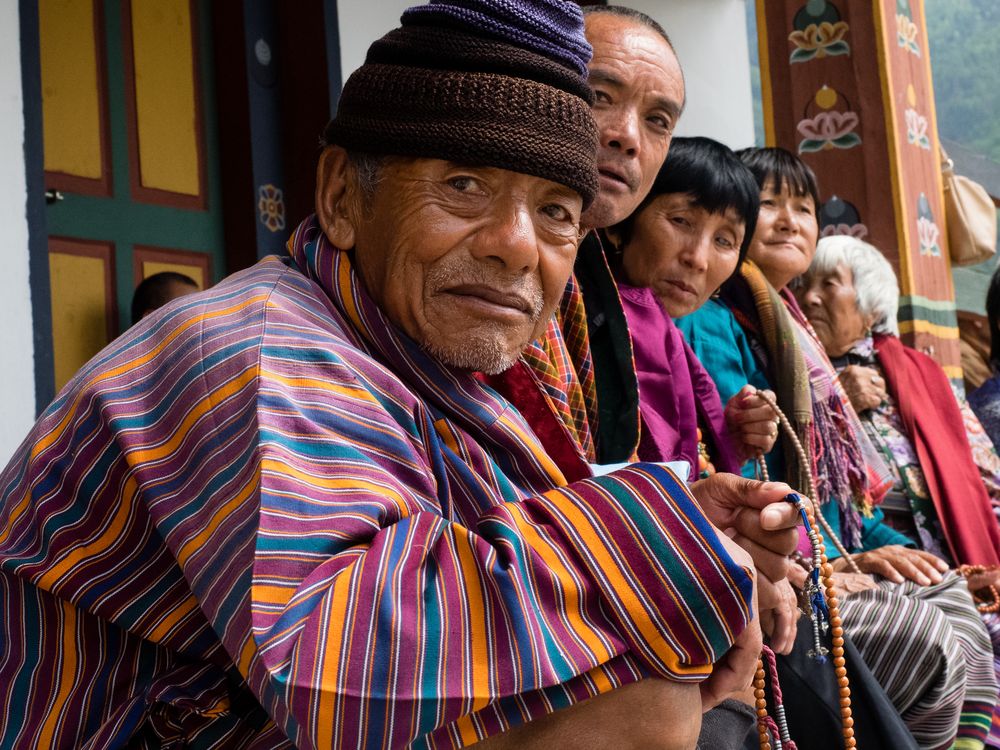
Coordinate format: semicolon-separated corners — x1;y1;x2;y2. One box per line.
800;233;1000;586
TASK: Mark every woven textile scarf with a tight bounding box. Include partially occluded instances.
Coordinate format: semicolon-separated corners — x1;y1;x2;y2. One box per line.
733;261;813;495
782;290;892;546
729;262;889;547
875;333;1000;565
520;277;599;462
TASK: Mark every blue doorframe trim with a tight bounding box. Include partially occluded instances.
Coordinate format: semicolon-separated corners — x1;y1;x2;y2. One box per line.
323;0;342;118
19;0;55;414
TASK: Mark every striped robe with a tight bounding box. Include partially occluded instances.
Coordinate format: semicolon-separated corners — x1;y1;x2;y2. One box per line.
0;217;753;750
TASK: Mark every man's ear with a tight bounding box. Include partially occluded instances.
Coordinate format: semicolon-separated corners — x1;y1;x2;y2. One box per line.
316;145;358;250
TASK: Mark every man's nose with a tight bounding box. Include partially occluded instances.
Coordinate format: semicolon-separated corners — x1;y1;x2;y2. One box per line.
471;202;539;272
600;106;640;157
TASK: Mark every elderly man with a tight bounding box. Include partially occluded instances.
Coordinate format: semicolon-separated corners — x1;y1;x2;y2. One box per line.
0;2;800;749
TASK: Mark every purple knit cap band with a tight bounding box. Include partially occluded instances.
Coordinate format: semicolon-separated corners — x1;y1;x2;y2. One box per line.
401;0;592;77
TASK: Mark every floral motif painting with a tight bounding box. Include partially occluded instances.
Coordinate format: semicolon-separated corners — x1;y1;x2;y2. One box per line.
819;196;868;238
916;193;940;257
896;0;920;55
258;184;286;233
788;0;850;63
797;86;862;153
904;108;930;150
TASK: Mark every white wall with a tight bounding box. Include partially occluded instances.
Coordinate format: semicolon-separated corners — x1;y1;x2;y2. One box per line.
0;2;36;466
630;0;756;149
337;0;411;82
336;0;758;149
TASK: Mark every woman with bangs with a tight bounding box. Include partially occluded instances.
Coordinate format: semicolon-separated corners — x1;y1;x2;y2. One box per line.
606;136;779;486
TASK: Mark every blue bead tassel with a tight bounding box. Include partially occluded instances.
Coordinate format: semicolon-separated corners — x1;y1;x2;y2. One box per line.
786;493;831;662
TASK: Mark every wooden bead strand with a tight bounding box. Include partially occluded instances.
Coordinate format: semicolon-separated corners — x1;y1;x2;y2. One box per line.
752;389;857;749
957;564;1000;614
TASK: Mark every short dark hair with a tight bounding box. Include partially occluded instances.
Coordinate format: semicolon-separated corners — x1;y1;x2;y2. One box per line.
581;5;675;53
131;271;198;326
737;146;821;208
609;136;760;267
987;266;1000;371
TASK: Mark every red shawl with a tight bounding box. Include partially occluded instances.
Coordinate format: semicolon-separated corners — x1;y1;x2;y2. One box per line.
875;333;1000;565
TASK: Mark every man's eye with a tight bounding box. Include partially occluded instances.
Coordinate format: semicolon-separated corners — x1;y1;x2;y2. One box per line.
592;89;611;104
715;235;735;249
447;176;480;193
542;204;572;222
671;216;691;228
647;114;670;131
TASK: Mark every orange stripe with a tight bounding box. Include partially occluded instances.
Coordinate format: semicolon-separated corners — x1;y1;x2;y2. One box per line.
453;529;491;712
130;366;257;466
262;457;411;516
452;713;481;746
252;583;298;607
36;475;139;591
259;369;373;398
37;295;268;459
587;662;614;695
238;635;256;677
1;296;268;547
37;599;78;748
433;419;461;455
503;503;613;666
540;487;704;677
503;420;565;485
176;475;258;566
148;592;198;642
316;573;354;748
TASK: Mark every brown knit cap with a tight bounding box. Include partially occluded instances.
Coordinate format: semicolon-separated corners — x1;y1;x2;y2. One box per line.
322;2;599;207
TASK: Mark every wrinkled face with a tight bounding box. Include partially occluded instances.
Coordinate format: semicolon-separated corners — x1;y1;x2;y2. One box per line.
581;13;685;230
620;193;745;318
799;263;874;357
747;180;819;290
351;158;582;374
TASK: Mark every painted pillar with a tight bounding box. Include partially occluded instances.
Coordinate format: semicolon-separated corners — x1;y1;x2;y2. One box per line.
243;0;287;258
757;0;958;375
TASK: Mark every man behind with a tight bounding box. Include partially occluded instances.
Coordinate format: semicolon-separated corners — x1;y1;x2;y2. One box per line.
0;2;798;748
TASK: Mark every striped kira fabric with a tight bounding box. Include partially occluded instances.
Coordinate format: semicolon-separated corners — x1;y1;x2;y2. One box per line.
0;216;753;749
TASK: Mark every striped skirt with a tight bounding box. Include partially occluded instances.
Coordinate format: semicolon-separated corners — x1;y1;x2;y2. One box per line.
840;572;997;750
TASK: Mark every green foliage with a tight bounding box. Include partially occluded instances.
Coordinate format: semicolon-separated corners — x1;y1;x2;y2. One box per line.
926;0;1000;162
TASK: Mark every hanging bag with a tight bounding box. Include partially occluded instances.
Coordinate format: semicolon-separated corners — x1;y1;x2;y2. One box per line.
941;147;997;267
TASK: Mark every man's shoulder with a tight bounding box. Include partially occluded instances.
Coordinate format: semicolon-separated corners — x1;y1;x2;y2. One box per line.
49;258;330;410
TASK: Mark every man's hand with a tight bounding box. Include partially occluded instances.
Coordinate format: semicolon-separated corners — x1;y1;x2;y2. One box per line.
758;576;800;655
700;528;762;711
834;545;948;586
724;385;780;462
838;365;886;413
688;474;800;583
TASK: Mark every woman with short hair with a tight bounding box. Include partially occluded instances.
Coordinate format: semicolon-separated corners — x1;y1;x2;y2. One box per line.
800;234;1000;564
